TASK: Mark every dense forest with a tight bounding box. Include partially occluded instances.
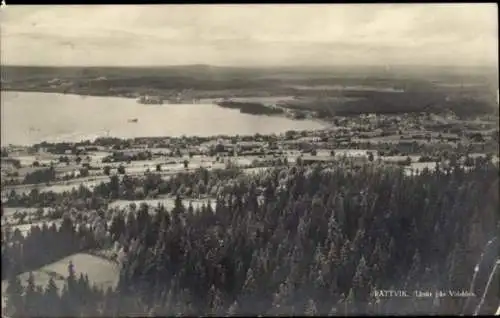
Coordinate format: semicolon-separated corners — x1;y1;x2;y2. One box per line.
3;159;499;316
281;90;496;118
217;101;285;116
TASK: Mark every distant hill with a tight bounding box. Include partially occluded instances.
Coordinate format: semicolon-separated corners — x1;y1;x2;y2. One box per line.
2;64;497;83
2;64;497;117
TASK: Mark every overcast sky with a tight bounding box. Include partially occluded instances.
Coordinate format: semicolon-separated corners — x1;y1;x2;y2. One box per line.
1;4;498;67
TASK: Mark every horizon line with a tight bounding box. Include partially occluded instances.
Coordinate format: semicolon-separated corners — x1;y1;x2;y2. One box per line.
2;63;497;69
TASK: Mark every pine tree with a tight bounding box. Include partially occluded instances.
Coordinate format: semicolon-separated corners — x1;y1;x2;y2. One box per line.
102;286;116;317
304;298;318;316
242;268;257;295
43;277;60;317
226;300;239;317
270;282;292;315
5;274;24;318
406;249;421;289
77;272;92;315
24;272;38;317
352;256;369;300
67;260;77;289
60;260;79;316
344;289;355;315
207;284;224;316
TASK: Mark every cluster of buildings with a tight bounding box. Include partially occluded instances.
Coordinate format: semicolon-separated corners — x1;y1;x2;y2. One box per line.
137;90;201;105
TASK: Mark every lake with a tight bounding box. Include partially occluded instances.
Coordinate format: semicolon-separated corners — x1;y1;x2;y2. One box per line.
1;91;328;146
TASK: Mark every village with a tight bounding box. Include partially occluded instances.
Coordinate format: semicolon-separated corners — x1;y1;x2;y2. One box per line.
1;110;498;193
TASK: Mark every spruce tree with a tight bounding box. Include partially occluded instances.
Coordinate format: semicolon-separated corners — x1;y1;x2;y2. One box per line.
24;272;38;317
43;277;60;317
5;274;24;318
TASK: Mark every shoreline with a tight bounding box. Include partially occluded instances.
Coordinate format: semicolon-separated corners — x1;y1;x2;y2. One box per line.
1;90;331;148
1;88;137;100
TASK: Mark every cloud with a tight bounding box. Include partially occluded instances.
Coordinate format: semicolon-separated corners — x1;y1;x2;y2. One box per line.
1;4;497;67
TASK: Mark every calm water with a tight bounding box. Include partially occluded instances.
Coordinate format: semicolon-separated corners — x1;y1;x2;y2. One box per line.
1;91;328;146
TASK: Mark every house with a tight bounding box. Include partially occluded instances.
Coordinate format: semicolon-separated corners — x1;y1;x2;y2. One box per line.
236;141;264;151
297;136;321;143
358;130;382;139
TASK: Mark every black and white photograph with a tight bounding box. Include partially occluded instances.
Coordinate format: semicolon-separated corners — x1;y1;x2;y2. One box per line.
1;4;499;317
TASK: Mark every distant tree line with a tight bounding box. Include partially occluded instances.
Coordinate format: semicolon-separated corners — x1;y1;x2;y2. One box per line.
217;101;285;116
281;89;496;118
